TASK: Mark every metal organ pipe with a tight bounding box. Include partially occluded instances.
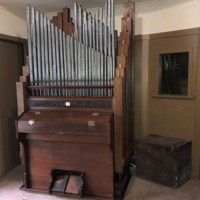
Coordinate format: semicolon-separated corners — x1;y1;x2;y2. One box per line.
26;0;116;97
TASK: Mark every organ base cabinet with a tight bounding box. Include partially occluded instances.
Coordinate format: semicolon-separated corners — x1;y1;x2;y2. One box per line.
17;111;130;199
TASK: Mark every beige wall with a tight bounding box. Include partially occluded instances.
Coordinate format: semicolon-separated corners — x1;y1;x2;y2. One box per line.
45;0;200;35
1;0;200;37
0;6;26;38
135;0;200;35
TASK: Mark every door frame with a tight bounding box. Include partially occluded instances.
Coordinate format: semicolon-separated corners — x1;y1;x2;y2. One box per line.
0;33;27;177
148;28;200;179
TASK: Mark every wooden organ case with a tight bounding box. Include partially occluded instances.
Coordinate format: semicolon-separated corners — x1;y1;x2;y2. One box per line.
16;1;135;199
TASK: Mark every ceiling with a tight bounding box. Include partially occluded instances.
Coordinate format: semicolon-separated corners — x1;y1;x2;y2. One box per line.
0;0;156;17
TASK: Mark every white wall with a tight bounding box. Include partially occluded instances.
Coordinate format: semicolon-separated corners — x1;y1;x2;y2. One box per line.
0;6;26;38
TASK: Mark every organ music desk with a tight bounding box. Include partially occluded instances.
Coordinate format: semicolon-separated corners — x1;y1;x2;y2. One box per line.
16;1;135;199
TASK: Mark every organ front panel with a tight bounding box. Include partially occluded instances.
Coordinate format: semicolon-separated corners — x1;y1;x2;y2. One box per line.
16;1;135;199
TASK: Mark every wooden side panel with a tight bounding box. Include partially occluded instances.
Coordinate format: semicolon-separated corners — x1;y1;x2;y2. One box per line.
82;144;113;167
113;5;135;175
114;77;124;173
16;82;27;116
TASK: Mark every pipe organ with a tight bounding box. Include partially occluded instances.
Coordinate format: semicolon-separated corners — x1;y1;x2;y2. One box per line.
16;0;135;199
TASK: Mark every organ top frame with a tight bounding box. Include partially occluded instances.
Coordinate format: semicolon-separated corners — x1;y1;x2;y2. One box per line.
16;1;135;199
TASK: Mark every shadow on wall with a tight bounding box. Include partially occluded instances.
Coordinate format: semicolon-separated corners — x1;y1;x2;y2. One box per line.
0;111;5;177
0;108;20;177
0;37;24;177
134;16;150;139
135;17;143;36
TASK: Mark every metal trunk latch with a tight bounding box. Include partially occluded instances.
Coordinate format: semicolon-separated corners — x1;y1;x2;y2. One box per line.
88;120;95;128
28;119;35;125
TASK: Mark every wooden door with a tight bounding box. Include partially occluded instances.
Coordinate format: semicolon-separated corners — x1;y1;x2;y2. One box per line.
148;29;199;178
0;34;26;177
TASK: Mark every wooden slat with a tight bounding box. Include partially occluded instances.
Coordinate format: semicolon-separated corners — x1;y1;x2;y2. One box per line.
16;82;27;116
113;77;124;173
57;12;63;30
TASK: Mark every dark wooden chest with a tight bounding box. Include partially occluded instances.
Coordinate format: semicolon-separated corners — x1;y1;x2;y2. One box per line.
136;135;191;188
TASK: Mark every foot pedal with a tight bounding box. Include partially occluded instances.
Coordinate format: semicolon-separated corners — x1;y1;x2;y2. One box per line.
49;169;84;197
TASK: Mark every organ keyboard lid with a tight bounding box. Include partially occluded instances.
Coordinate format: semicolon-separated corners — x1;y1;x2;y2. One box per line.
17;110;113;135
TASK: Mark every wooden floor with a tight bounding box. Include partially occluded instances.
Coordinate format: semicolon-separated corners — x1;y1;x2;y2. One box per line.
0;166;200;200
